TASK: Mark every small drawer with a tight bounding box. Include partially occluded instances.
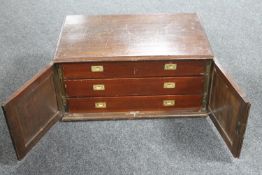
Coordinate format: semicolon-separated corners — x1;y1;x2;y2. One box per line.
64;77;204;97
61;60;206;79
67;95;202;113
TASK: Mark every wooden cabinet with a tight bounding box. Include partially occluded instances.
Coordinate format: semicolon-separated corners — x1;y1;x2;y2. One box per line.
1;14;250;160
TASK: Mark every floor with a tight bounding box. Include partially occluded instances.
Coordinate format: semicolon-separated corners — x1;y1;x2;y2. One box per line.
0;0;262;174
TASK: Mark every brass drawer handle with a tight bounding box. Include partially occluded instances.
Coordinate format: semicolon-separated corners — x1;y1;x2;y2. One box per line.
163;100;175;106
93;84;105;91
91;65;104;72
163;82;176;89
164;63;177;70
95;102;106;108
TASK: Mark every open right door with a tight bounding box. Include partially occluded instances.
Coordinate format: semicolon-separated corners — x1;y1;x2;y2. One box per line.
208;60;251;158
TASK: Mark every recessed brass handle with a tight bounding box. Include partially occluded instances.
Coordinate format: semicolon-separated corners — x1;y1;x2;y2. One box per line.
163;82;176;89
93;84;105;91
164;63;177;70
163;100;175;106
95;102;106;108
91;65;103;72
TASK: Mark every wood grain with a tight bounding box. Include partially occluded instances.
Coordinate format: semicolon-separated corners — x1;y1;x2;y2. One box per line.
62;111;208;121
208;60;251;158
2;13;252;160
62;60;206;79
2;64;61;160
54;14;213;62
67;95;202;113
64;76;204;97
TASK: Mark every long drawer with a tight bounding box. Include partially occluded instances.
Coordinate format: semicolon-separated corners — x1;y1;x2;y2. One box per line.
67;95;202;113
64;77;204;97
62;60;206;79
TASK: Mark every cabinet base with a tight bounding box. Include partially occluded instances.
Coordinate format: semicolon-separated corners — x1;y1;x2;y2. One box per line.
62;111;208;121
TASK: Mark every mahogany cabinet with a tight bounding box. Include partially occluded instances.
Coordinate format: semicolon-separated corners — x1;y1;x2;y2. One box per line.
2;14;251;160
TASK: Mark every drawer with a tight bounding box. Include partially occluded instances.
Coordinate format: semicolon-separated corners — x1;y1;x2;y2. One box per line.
67;95;202;113
64;77;204;97
61;60;206;79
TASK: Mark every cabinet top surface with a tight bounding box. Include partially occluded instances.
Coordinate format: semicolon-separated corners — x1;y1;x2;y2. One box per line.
54;13;213;62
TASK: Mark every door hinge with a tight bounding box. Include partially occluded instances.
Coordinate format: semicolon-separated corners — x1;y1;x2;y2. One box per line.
201;92;208;111
62;96;68;112
58;67;63;80
201;61;212;111
236;121;241;135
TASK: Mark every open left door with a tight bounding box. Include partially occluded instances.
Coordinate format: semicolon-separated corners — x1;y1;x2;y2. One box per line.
2;63;61;160
208;60;251;158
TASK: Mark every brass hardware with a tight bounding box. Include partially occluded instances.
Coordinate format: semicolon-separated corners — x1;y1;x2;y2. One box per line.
91;65;104;72
201;61;212;112
56;65;67;112
93;84;105;91
61;96;68;111
236;121;241;135
163;100;175;106
163;82;176;89
58;67;63;80
95;102;106;108
164;63;177;70
62;97;67;106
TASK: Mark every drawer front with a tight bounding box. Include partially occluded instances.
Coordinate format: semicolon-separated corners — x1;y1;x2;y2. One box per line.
64;77;204;97
61;61;206;79
67;95;202;113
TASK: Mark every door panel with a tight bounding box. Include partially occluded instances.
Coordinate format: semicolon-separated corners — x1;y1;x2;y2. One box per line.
208;60;251;158
2;63;61;160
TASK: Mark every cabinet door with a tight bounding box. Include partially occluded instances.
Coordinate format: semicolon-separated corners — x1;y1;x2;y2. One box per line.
208;60;251;158
2;63;61;160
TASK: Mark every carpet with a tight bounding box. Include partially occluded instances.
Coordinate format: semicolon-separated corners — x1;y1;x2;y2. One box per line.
0;0;261;174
